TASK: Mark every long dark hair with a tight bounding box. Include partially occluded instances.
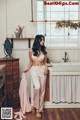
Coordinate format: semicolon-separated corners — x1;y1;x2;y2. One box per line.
32;35;47;56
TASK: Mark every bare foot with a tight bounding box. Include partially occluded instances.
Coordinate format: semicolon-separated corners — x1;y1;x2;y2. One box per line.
36;112;41;118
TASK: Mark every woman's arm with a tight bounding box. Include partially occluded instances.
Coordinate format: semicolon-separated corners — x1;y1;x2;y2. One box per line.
43;53;48;75
44;53;47;66
24;49;33;73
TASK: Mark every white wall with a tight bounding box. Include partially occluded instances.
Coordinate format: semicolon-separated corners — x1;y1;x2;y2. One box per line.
0;0;37;96
0;0;37;75
0;0;6;57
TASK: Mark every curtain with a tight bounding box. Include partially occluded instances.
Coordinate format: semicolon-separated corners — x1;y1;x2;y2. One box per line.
52;75;80;103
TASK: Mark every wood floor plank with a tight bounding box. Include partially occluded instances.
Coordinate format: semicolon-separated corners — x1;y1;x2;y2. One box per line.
51;108;57;120
59;108;65;120
13;108;80;120
45;108;49;120
71;108;80;120
47;108;53;120
55;108;61;120
67;109;75;120
41;109;47;120
74;108;80;119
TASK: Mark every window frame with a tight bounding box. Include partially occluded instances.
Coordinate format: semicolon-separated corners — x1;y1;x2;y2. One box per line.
37;0;80;48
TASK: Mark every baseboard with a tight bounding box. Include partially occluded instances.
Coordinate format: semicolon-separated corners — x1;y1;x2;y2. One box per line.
44;102;80;108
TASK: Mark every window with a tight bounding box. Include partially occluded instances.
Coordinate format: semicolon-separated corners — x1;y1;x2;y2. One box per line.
37;0;80;47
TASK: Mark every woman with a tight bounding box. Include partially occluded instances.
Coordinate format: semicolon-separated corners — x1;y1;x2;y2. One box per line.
24;34;48;117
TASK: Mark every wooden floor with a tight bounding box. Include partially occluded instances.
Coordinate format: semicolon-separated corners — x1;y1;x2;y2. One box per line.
13;108;80;120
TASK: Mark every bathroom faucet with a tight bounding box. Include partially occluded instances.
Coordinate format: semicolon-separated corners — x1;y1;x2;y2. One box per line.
62;51;69;62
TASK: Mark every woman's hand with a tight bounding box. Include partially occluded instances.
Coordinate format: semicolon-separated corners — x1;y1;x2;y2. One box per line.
23;69;29;73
